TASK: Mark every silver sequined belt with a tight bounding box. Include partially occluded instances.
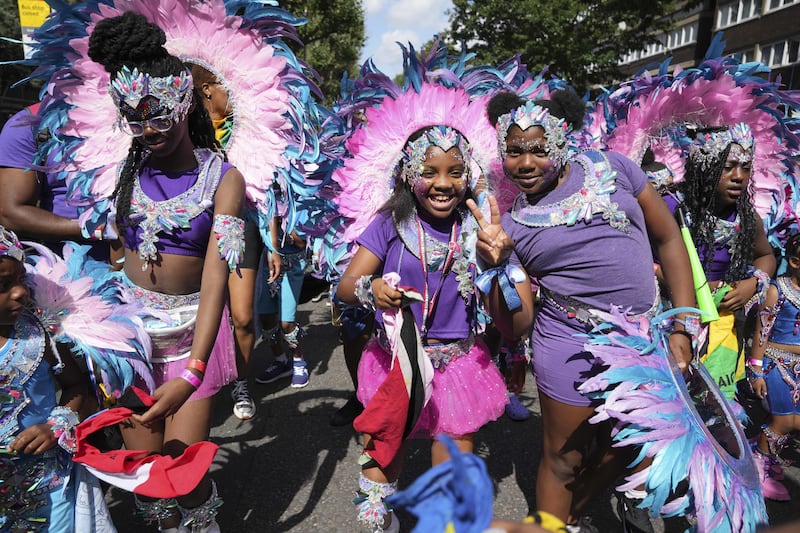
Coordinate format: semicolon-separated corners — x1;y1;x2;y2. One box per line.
540;283;660;325
764;346;800;367
377;332;475;371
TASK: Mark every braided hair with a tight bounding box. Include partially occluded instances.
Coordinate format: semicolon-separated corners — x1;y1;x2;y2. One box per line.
380;126;476;225
87;12;220;230
680;128;757;281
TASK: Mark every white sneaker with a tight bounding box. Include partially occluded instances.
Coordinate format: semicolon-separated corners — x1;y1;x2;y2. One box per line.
231;379;255;420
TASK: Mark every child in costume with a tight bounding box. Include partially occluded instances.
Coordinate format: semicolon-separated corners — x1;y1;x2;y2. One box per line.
86;12;245;532
480;89;697;532
256;226;310;388
748;231;800;501
189;63;281;420
672;124;776;399
0;226;116;532
336;125;513;533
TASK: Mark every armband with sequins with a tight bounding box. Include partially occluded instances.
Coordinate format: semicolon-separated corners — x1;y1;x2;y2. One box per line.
758;297;782;346
213;214;245;272
745;268;771;314
354;275;377;310
474;263;527;311
46;405;80;453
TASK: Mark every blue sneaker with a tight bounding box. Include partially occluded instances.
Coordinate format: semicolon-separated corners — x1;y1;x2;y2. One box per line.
505;393;530;421
291;359;309;388
255;356;291;384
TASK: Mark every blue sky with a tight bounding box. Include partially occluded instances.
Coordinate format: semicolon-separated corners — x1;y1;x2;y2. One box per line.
360;0;453;77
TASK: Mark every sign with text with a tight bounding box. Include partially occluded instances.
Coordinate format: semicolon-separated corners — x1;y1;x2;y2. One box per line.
17;0;50;59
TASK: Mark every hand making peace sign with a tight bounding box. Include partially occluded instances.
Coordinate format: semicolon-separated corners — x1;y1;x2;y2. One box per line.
467;196;515;267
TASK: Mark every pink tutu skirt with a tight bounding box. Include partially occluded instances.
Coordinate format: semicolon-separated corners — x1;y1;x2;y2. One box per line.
127;281;237;401
357;336;507;438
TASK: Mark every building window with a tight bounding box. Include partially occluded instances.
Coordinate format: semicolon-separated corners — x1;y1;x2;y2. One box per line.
732;48;755;62
717;0;762;29
760;37;800;67
619;21;699;64
766;0;799;12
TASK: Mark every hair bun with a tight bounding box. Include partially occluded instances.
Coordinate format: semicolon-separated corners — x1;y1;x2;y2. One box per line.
88;12;168;74
547;89;585;130
487;91;526;126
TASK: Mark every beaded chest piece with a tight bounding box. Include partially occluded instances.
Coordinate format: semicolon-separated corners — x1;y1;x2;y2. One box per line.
510;150;631;233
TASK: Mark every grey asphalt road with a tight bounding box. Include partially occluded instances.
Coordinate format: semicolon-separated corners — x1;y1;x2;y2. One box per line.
106;281;800;532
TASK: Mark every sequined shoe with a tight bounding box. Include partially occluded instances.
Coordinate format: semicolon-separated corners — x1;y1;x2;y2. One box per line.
753;446;790;501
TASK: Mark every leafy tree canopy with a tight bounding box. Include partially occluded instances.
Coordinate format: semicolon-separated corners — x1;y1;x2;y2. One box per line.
0;0;40;116
444;0;701;93
279;0;365;104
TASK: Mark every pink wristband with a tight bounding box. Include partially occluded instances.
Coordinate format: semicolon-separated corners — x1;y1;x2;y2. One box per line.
180;369;203;389
746;358;763;367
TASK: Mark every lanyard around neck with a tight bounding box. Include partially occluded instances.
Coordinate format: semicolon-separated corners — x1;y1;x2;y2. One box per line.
416;217;458;337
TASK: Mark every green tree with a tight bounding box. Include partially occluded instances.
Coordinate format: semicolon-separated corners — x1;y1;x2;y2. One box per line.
279;0;365;104
444;0;702;93
0;0;38;118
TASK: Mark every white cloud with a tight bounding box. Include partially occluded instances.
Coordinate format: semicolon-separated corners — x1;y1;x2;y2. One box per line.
369;29;421;76
387;0;451;29
363;0;387;15
360;1;453;77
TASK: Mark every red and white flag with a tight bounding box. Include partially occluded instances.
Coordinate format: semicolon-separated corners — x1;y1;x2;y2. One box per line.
72;387;218;498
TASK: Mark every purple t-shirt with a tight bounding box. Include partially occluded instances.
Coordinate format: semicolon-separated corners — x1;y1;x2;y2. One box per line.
503;150;656;313
0;109;74;219
357;211;474;339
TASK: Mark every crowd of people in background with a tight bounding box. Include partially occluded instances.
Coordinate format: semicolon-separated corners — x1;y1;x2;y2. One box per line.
2;2;800;533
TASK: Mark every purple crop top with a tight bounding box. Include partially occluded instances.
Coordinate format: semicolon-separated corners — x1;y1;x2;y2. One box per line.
767;278;800;345
122;149;233;258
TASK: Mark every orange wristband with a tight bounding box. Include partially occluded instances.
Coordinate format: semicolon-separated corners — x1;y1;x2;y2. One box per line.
185;358;207;374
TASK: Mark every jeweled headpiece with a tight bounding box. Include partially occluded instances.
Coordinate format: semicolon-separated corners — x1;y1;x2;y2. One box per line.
645;166;674;193
0;226;25;262
399;126;473;187
496;101;570;163
109;66;193;124
688;122;755;170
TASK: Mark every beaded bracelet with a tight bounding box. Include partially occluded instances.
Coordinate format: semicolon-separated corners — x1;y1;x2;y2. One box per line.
746;366;765;381
185;358;207;374
746;358;763;367
180;369;203;389
46;406;80;453
681;312;701;339
354;274;377;310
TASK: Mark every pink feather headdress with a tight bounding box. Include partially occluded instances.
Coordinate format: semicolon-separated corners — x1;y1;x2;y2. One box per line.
586;39;800;247
334;84;498;244
29;0;330;245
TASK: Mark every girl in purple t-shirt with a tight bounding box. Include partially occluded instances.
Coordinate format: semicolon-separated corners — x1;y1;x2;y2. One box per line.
336;126;514;533
480;90;697;531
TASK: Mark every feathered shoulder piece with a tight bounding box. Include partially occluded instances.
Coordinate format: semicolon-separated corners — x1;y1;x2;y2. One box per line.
586;34;800;250
578;306;768;532
24;242;153;399
24;0;333;247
